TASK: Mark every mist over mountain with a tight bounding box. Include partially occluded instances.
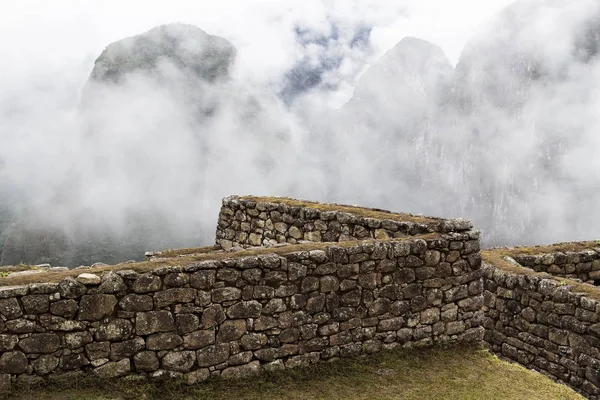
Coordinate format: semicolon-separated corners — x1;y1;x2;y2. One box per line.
0;0;599;267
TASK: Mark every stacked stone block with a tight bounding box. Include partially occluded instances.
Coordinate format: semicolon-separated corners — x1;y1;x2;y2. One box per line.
483;257;600;399
513;249;600;284
0;232;482;390
215;196;473;250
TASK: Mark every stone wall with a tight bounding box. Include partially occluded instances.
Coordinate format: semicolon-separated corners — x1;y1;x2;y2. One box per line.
483;249;600;399
215;195;473;250
0;231;482;391
513;249;600;284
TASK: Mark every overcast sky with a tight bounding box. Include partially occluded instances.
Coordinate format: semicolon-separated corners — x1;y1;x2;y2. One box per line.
1;1;515;93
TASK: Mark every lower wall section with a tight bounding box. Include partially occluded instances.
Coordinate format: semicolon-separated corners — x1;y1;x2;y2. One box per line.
0;233;482;390
483;263;600;399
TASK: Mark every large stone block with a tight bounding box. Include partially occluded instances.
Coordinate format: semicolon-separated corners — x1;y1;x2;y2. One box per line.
21;295;49;314
93;359;130;378
134;351;159;372
146;333;183;350
78;295;118;321
110;338;145;360
18;333;61;354
162;351;196;373
183;330;215;350
154;288;196;307
119;294;153;312
196;343;230;367
216;320;246;343
0;351;28;374
136;311;175;335
0;298;22;319
95;319;133;341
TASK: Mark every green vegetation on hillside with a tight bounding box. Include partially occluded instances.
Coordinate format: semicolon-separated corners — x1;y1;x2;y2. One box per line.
9;345;582;400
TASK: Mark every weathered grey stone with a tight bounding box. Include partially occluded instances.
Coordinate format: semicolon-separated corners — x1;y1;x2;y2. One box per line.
202;304;226;329
98;272;128;293
0;285;28;298
0;298;22;319
19;333;61;353
21;295;49;314
369;298;391;316
77;273;102;285
164;273;190;287
196;343;230;367
289;226;303;239
241;333;268;350
147;333;183;350
183;330;215;350
216;320;246;343
212;287;241;302
154;288;196;307
242;269;262;284
176;314;200;334
254;316;277;331
132;274;162;293
58;278;87;299
86;342;110;360
78;294;118;321
183;368;210;385
50;299;78;318
32;355;59;375
221;360;260;378
320;276;340;293
252;286;274;299
0;351;27;374
162;351;196;372
119;294;153;312
420;308;441;325
93;359;130;378
263;298;286;314
6;319;37;334
95;319;133;341
64;331;93;349
28;282;59;294
136;311;175;335
60;353;90;370
134;351;160;372
110;337;145;360
0;335;18;351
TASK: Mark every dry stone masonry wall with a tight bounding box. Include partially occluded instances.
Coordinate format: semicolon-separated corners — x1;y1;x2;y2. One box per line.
0;195;483;392
483;246;600;399
4;194;599;399
215;195;473;250
513;249;600;284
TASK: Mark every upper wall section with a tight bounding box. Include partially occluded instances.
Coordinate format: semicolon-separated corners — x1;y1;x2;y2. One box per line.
507;242;600;285
215;196;474;251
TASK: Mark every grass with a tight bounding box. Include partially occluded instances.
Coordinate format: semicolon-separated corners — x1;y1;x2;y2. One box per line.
7;345;582;400
241;196;450;226
150;246;221;259
498;240;600;256
0;234;438;287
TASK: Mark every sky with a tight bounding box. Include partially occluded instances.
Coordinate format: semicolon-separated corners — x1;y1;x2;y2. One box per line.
3;0;599;265
1;0;514;104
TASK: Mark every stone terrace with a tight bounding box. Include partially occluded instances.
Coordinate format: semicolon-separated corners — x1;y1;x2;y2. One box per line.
482;243;600;399
0;195;482;393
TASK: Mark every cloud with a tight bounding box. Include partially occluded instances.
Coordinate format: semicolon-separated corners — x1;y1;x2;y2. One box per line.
5;0;599;267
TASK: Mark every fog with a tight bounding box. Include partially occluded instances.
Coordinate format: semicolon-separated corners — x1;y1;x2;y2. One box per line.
0;0;598;267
